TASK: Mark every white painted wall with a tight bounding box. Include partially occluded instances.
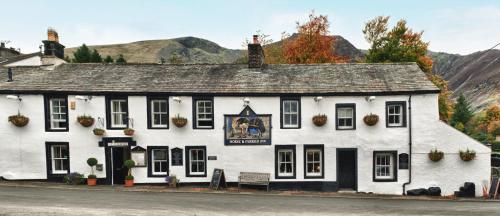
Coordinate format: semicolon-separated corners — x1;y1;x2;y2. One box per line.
0;93;491;196
5;56;41;67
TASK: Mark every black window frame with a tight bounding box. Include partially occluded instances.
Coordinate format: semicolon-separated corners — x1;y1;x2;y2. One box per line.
44;95;69;132
45;142;70;181
147;96;169;129
147;146;169;177
385;101;407;128
335;103;356;130
303;144;324;179
192;97;214;129
185;146;207;177
274;145;296;179
280;97;301;129
372;151;398;182
105;96;129;130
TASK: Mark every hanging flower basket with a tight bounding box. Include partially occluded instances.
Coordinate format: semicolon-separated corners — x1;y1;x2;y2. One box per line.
8;114;29;127
363;113;379;126
93;128;105;136
459;149;476;161
77;115;95;127
428;149;444;162
124;128;135;136
172;115;187;128
312;114;327;127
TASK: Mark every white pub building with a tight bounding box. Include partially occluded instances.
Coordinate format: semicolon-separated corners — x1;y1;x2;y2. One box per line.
0;36;491;196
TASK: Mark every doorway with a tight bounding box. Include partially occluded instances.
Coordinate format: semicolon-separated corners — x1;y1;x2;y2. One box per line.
109;147;130;185
337;148;357;191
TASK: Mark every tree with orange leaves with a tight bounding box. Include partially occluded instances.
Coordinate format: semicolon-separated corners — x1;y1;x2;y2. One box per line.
283;12;348;64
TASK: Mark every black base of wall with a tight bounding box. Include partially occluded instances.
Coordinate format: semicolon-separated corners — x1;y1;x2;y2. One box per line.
136;181;338;192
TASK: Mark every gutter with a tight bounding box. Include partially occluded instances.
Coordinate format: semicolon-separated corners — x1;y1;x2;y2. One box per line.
402;95;412;195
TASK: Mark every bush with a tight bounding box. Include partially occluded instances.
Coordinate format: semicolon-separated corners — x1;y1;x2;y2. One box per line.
63;172;85;185
87;158;98;167
455;122;465;132
124;160;135;169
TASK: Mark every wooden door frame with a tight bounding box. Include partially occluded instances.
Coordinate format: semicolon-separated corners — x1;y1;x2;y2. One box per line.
336;148;358;191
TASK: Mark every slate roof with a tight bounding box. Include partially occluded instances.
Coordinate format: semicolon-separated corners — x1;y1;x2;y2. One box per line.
0;63;440;95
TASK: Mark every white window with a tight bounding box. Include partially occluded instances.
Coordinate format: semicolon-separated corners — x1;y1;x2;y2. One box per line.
337;107;354;129
189;148;205;175
305;149;322;177
387;104;403;127
111;99;127;127
374;153;394;180
51;145;68;174
152;149;168;175
278;149;294;177
282;100;299;128
49;98;67;130
195;100;213;128
151;99;168;128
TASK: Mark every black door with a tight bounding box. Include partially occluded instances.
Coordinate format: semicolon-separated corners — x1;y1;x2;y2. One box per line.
112;147;129;184
337;149;357;190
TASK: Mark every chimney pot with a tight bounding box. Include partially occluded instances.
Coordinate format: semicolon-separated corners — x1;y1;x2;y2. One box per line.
252;35;259;44
7;68;13;82
47;28;59;43
0;42;4;48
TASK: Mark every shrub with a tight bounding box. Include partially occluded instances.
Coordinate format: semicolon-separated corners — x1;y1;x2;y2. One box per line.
87;158;98;167
492;141;500;151
63;172;85;185
454;122;465;132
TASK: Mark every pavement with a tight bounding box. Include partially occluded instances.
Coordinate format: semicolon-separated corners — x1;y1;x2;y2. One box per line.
0;181;499;215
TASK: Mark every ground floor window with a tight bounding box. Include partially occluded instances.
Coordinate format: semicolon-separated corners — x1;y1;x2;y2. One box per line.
304;145;324;178
373;151;397;182
147;146;169;177
185;146;207;177
45;142;69;179
275;145;296;179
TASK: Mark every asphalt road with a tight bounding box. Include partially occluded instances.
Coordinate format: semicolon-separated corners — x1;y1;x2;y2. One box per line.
0;186;498;216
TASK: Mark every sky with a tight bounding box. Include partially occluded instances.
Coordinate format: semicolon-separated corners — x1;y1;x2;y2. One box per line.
1;0;499;55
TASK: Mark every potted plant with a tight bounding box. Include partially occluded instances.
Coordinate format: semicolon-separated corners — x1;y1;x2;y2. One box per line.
312;114;327;126
172;114;188;128
124;128;135;136
459;149;476;161
77;115;95;127
8;113;29;127
166;174;179;188
86;157;98;186
363;113;379;126
124;159;135;187
428;149;444;162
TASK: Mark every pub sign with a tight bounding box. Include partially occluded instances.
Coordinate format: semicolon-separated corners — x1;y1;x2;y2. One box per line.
224;106;271;145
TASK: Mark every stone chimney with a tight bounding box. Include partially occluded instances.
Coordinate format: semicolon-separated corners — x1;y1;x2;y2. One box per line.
0;42;5;48
248;35;265;68
42;28;65;59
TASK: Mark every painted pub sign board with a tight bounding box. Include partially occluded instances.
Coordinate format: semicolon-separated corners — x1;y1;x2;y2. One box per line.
224;106;271;145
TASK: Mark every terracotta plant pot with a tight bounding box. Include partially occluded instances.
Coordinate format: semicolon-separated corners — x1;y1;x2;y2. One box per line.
87;178;97;186
124;179;134;187
124;128;135;136
459;150;476;161
363;114;379;126
312;115;327;127
172;117;188;128
428;150;444;162
8;114;29;127
93;128;105;136
77;116;95;127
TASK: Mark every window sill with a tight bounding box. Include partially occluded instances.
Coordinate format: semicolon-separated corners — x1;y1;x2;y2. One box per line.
275;175;296;179
304;175;324;179
373;178;397;182
186;174;207;177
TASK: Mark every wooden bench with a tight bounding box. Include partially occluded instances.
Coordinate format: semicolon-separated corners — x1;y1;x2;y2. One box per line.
238;172;270;192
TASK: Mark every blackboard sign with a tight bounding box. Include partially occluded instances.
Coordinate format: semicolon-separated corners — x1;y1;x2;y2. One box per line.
209;168;227;190
490;176;499;199
171;148;183;166
399;153;409;170
208;156;217;160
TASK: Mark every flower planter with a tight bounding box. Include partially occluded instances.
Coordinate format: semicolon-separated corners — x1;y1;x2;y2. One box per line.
93;128;105;136
428;150;444;162
363;114;379;126
459;149;476;161
87;178;97;186
8;114;29;127
124;179;134;187
77;116;94;127
124;128;135;136
312;115;327;127
172;117;188;128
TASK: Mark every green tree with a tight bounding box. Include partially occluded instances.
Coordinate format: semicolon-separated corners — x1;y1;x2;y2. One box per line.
450;94;473;127
168;53;183;64
116;54;127;64
104;55;114;63
73;44;92;63
90;49;102;63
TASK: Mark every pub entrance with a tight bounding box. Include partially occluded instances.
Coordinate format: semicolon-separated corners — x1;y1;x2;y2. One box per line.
336;148;357;191
100;137;136;185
